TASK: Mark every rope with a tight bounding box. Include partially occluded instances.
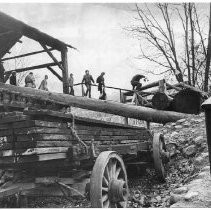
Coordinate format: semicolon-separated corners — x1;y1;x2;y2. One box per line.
68;114;88;154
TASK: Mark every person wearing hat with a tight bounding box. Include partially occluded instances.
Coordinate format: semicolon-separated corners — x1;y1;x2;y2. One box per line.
9;71;17;86
82;70;95;98
96;72;105;95
131;74;147;90
68;73;74;96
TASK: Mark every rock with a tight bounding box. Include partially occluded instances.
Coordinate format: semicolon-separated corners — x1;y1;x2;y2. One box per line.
176;119;186;124
184;191;199;201
183;122;191;127
171;132;179;138
155;195;162;202
175;125;183;129
139;195;146;206
194;156;204;166
150;198;157;203
201;152;209;159
173;186;188;194
194;136;204;145
201;166;210;172
171;123;176;126
197;171;207;179
183;145;196;156
169;194;183;205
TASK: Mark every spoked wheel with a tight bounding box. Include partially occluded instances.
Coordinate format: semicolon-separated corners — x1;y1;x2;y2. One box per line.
153;133;170;182
90;151;128;208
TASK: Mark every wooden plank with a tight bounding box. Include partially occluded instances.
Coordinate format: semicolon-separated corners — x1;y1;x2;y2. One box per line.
0;153;67;164
15;141;72;149
14;127;72;135
0;115;29;124
16;134;71;142
4;62;62;75
1;48;55;62
99;142;149;154
0;183;36;198
0;147;69;157
13;120;68;129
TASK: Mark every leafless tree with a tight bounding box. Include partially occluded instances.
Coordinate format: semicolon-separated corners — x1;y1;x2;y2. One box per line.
126;3;209;90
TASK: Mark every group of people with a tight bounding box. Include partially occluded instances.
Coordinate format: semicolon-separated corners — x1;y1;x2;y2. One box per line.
9;69;147;100
9;71;49;91
68;70;106;100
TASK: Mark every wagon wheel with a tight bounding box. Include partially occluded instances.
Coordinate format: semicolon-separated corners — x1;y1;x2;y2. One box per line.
90;151;128;208
153;133;170;182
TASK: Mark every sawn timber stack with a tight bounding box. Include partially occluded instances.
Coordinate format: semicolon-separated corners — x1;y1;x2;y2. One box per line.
0;110;152;167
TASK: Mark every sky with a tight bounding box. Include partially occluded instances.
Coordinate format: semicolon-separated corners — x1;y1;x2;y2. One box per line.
0;3;210;98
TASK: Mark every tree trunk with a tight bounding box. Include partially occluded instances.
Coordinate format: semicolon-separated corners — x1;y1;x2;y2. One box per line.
0;83;187;124
204;3;211;92
152;92;173;110
171;88;202;114
189;3;196;86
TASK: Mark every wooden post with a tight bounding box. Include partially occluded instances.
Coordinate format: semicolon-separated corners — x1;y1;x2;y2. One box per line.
0;62;5;83
61;47;69;94
158;79;166;93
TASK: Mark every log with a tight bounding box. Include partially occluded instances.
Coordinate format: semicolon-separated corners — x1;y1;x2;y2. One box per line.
151;92;173;110
0;83;187;123
171;88;202;114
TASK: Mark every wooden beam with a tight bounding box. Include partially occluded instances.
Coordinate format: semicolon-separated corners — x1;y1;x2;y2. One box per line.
4;62;62;75
166;82;182;91
0;63;5;82
0;83;188;124
40;43;64;71
1;48;55;62
47;66;63;82
61;47;69;94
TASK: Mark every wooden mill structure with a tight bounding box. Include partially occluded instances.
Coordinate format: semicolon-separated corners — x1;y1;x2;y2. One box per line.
0;11;189;208
0;11;76;94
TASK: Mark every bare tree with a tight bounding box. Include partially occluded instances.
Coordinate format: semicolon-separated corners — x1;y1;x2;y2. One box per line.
204;3;211;92
126;3;209;90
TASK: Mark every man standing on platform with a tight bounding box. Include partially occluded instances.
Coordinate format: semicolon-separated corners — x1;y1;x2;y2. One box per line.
68;73;74;96
96;72;105;95
9;71;17;86
82;70;95;98
25;72;36;88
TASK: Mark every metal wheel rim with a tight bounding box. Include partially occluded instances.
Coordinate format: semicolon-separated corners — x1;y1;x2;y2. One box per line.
153;133;167;181
90;151;128;208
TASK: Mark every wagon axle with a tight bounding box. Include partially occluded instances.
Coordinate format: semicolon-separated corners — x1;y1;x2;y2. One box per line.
109;179;127;203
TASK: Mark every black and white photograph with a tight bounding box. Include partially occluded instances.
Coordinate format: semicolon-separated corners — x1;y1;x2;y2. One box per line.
0;1;211;208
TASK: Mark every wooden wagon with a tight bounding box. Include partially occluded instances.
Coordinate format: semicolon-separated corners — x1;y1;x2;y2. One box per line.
0;84;173;208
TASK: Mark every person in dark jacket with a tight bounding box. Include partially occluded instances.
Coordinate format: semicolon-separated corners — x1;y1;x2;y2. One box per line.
82;70;95;98
131;74;147;90
96;72;105;94
9;71;17;86
25;72;36;88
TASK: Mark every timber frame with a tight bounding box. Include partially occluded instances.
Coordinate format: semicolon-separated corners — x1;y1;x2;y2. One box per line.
0;11;76;93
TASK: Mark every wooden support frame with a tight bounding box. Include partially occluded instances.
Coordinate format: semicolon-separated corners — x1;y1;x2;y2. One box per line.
1;48;54;62
40;43;64;71
47;66;63;82
4;62;62;75
61;47;69;94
